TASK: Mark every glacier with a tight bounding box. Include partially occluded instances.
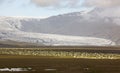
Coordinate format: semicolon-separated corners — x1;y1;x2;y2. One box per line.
0;16;116;46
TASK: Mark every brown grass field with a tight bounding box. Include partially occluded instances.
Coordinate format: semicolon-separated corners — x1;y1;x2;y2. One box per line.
0;47;119;73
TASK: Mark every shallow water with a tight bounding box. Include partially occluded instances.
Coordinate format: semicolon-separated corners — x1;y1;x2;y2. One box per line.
0;68;32;72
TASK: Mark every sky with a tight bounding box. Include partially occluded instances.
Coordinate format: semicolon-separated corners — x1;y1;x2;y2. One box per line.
0;0;86;18
0;0;120;18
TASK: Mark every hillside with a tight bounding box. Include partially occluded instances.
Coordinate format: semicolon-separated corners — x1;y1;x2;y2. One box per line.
0;10;119;46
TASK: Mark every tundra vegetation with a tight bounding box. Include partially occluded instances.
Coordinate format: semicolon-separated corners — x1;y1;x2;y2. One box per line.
0;47;119;73
0;48;119;59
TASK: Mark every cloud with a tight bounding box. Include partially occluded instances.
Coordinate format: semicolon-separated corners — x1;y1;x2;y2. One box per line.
31;0;81;8
83;0;120;25
84;0;120;8
83;0;120;17
31;0;59;7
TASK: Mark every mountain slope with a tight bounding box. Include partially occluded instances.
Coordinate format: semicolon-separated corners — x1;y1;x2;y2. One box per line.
19;11;120;45
0;10;119;46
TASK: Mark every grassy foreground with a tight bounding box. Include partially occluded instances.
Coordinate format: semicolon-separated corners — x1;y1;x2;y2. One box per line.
0;55;119;73
0;47;119;73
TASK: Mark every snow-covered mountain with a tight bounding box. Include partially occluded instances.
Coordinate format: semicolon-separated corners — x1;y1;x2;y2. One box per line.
0;10;119;46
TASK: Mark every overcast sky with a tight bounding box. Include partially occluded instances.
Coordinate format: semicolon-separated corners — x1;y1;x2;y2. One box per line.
0;0;120;18
0;0;86;18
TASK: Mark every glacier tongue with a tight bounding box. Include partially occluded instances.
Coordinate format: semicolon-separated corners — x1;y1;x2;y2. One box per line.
0;16;116;46
0;30;115;46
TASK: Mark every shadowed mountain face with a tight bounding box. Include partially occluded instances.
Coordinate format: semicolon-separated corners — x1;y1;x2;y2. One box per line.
0;10;119;46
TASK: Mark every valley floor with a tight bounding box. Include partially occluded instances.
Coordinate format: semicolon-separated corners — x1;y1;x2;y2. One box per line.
0;47;119;73
0;55;119;73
